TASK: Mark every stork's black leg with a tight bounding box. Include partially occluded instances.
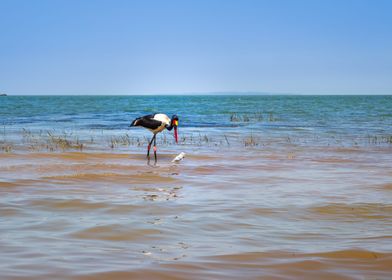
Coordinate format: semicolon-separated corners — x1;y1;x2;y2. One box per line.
153;135;157;162
147;134;155;158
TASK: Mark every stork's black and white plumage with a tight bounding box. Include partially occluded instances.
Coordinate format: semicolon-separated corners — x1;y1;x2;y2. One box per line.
130;113;179;162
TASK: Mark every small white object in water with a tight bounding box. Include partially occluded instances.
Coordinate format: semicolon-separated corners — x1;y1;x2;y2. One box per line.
172;152;186;163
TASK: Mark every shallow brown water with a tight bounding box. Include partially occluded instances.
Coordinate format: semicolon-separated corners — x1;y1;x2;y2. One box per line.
1;145;392;279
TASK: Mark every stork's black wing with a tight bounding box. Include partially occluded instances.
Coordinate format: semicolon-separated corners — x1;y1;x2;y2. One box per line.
130;114;162;130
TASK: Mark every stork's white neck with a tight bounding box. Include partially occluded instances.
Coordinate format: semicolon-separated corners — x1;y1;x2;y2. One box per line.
153;114;171;126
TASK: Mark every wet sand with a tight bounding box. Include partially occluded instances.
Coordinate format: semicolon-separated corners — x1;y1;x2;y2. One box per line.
1;145;392;279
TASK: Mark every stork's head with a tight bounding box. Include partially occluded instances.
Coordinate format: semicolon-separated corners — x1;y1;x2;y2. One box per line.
171;115;179;143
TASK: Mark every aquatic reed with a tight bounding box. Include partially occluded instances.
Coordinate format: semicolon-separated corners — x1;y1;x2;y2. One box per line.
1;143;12;153
244;134;259;147
229;111;274;123
46;131;84;151
1;124;11;152
1;127;391;154
109;134;131;149
367;134;392;145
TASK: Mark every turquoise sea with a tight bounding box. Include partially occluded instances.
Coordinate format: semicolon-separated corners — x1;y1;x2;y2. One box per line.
1;95;392;151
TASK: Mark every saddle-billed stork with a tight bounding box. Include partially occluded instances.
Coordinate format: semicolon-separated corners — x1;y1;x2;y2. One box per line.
130;113;179;161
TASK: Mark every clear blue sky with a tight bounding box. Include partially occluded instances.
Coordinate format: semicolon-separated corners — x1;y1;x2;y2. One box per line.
1;0;391;95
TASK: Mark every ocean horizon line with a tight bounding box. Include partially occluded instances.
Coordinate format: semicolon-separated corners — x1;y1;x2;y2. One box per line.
3;92;392;96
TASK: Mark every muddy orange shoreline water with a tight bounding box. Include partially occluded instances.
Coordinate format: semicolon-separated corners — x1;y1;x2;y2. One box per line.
1;147;392;279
